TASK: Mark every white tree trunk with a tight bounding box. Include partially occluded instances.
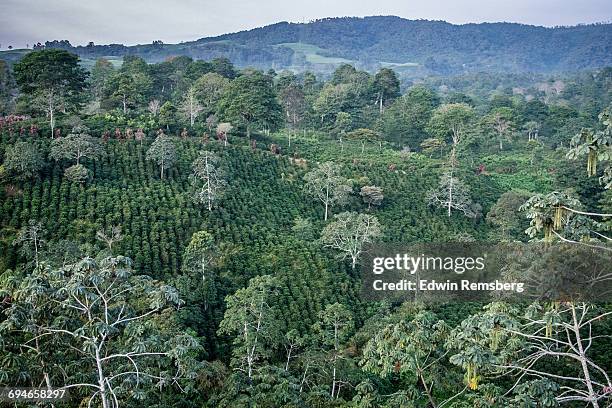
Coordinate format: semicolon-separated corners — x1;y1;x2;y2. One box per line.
34;235;39;268
324;186;329;221
95;348;110;408
572;305;600;408
285;346;293;371
49;105;54;139
447;174;453;217
331;365;337;397
206;155;212;211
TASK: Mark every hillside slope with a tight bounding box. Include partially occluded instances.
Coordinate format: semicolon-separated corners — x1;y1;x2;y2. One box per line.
198;17;612;73
2;16;611;76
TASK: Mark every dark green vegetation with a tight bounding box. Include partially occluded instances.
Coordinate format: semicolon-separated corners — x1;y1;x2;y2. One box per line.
0;49;611;407
2;17;611;77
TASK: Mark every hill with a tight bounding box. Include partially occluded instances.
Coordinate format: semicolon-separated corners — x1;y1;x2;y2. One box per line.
2;16;611;76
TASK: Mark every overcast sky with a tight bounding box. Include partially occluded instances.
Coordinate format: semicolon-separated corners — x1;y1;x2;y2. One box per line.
1;0;611;49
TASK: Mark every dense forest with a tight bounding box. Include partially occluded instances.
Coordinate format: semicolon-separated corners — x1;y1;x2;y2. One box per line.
2;17;611;76
0;44;611;408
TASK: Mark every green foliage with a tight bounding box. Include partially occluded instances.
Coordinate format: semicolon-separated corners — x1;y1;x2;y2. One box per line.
50;126;102;166
520;191;583;240
64;163;90;184
427;103;475;144
304;162;352;220
193;72;230;116
567;107;611;188
1;49;611;407
146;132;177;179
0;255;202;406
190;150;226;211
428;171;481;218
104;55;153;114
372;68;400;111
13;49;87;97
376;85;439;148
486;190;532;241
0;60;16;115
218;275;282;379
218;70;283;137
321;211;382;269
359;185;383;210
2;140;44;181
446;302;521;391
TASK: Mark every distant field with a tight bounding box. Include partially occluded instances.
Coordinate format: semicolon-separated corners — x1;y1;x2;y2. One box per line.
0;49;31;64
79;56;123;70
380;61;419;68
0;49;124;70
274;42;354;65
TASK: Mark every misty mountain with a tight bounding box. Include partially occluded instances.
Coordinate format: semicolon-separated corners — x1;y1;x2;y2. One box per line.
4;16;612;76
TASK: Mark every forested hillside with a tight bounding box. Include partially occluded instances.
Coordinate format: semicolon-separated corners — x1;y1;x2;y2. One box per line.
2;17;611;76
0;49;611;407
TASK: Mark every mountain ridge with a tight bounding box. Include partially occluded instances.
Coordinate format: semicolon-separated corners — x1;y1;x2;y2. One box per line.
2;16;611;76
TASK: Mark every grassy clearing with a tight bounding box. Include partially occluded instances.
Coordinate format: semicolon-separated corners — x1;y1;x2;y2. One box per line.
275;42;354;64
380;61;419;68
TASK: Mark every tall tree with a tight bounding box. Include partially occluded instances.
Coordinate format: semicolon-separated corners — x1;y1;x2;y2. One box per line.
106;56;152;114
179;230;218;311
346;128;382;155
500;302;612;408
49;125;102;166
12;219;46;267
359;185;384;210
218;70;283;138
321;212;382;269
427;103;475;159
567;107;611;187
159;101;178;131
487;107;515;151
520;191;610;244
146;132;177;179
90;58;115;102
313;83;363;130
428;171;480;218
180;86;203;127
49;125;100;183
210;57;236;79
190;150;226;211
0;256;202;408
377;85;439;148
361;311;454;408
2;141;44;181
13;49;87;137
334;112;352;153
304;162;352;221
279;84;306;148
0;59;16;115
371;68;400;113
216;122;233;146
486;190;531;240
312;303;354;398
95;225;123;252
524;120;541;142
193;72;229;116
148;99;161;116
218;275;281;381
